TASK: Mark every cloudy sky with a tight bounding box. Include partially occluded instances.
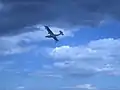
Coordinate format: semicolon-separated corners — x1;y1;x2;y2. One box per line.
0;0;120;90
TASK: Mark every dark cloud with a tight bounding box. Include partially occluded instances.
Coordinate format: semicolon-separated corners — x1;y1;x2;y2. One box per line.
0;0;120;36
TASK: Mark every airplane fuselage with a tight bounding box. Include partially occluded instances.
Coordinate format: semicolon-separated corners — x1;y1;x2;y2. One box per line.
45;34;58;38
45;35;54;38
44;26;64;41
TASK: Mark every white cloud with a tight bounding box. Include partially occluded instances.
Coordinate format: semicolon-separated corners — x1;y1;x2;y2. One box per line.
76;84;96;90
42;74;63;78
28;70;63;79
0;46;36;55
0;60;15;72
42;65;53;69
62;84;97;90
16;86;25;89
0;24;74;55
49;38;120;76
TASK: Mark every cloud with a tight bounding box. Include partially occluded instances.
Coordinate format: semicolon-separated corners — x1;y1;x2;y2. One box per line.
53;61;97;78
16;86;25;89
0;60;15;72
1;0;120;36
49;38;120;76
62;84;97;90
28;70;63;79
42;74;63;78
0;25;73;55
0;46;35;55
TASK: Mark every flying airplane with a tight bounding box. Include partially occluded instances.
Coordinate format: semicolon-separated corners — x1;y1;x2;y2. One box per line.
44;26;64;42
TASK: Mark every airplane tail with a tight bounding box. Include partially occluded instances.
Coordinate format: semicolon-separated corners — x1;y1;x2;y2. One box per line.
59;31;64;35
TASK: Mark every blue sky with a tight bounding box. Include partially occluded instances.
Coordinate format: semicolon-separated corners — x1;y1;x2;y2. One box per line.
0;19;120;90
1;0;120;90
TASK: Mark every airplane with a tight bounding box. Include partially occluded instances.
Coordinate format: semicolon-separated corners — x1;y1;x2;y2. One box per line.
44;26;64;42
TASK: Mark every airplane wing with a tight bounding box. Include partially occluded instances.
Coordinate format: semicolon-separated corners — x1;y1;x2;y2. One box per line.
53;37;59;41
44;26;54;35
